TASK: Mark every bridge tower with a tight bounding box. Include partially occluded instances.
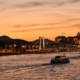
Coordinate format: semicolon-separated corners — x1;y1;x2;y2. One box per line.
39;37;45;50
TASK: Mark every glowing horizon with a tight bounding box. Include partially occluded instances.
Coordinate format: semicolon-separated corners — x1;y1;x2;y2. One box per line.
0;0;80;41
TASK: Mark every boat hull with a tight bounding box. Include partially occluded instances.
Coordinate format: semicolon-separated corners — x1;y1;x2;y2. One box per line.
50;57;70;64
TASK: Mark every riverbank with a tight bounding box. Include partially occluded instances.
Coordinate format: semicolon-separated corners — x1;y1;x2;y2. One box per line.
0;47;79;56
0;51;56;56
0;50;79;56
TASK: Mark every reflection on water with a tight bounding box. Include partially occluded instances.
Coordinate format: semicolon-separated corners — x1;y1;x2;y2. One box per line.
0;52;80;80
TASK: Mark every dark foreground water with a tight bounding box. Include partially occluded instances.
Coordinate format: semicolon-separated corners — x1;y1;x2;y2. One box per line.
0;52;80;80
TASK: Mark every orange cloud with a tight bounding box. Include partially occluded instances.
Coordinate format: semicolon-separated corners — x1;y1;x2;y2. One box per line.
13;23;57;28
1;0;80;12
12;2;49;8
9;25;79;32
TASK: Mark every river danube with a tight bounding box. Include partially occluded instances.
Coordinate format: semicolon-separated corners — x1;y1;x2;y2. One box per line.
0;52;80;80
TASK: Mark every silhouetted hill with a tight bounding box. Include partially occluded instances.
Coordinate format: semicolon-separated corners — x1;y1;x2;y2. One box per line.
0;35;12;41
12;39;31;45
0;35;31;47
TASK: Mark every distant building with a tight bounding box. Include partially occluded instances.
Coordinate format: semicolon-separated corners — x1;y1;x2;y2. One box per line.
55;32;80;45
67;37;74;41
77;32;80;36
73;36;80;44
66;35;80;45
55;36;66;43
73;32;80;44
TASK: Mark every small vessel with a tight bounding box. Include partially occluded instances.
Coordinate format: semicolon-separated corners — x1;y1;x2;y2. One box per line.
50;55;70;64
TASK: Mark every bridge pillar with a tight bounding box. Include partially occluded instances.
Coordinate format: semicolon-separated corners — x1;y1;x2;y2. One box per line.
39;37;45;50
39;37;41;50
43;37;45;49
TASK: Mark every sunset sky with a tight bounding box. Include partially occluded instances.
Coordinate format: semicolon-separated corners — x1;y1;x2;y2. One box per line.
0;0;80;41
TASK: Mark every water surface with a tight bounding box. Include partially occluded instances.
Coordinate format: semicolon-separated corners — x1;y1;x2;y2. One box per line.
0;52;80;80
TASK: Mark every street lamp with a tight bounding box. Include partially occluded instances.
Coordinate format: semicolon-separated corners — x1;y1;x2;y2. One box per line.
14;44;16;47
13;44;16;52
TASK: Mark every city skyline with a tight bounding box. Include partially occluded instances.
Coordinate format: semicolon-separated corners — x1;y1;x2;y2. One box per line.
0;0;80;41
